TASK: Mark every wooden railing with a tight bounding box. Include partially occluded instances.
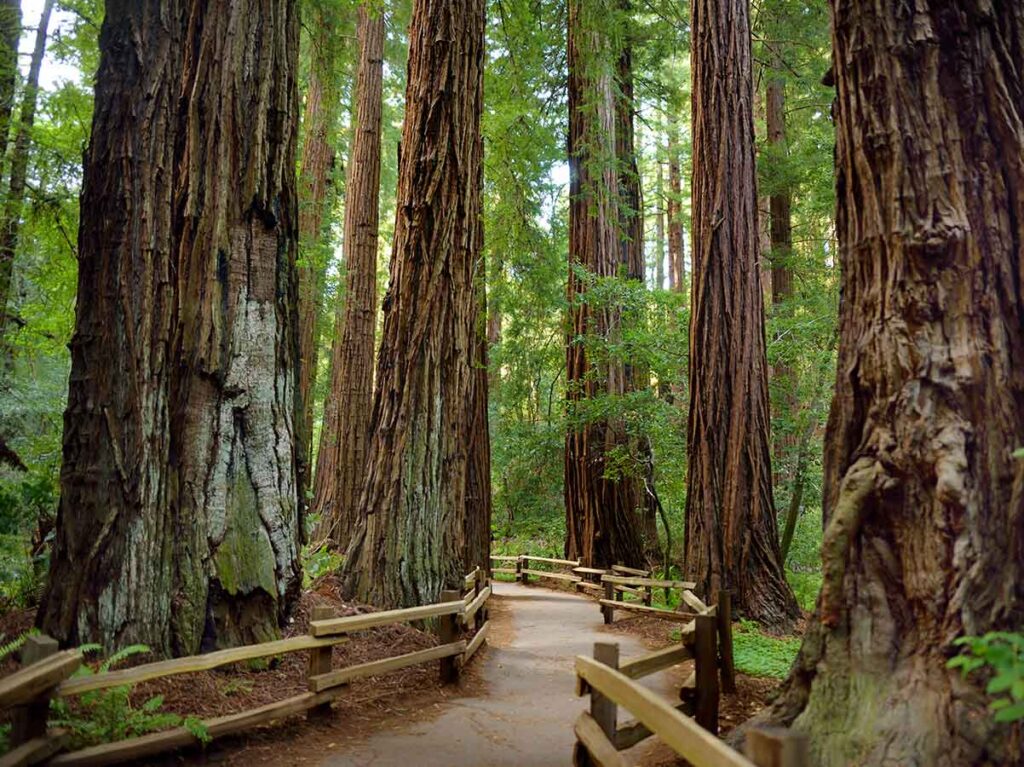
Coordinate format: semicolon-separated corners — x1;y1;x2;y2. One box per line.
574;639;807;767
0;569;492;767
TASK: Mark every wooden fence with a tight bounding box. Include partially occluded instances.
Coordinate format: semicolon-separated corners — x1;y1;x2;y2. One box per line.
574;639;807;767
0;569;492;767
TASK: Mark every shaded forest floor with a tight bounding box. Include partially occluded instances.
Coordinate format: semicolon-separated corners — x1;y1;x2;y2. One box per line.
0;577;792;765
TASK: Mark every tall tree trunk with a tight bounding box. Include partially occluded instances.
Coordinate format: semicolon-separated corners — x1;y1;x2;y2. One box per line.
655;145;665;290
666;113;684;293
296;7;339;500
0;0;52;345
564;0;645;569
0;1;20;186
766;47;798;478
341;0;488;608
685;0;798;629
615;5;659;566
39;0;302;655
311;5;384;550
755;3;1024;764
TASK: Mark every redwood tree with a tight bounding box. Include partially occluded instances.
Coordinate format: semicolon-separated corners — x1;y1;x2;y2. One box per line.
296;3;341;494
564;0;645;569
311;4;385;549
756;3;1024;763
0;0;52;345
341;0;489;607
685;0;798;627
39;0;302;655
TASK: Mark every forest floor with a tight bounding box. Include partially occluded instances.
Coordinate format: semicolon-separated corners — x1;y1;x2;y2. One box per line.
0;579;779;765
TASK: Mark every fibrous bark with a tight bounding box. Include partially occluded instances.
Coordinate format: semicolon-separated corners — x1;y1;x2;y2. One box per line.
39;0;302;655
754;3;1024;764
311;4;385;550
0;1;20;186
564;0;646;569
666;113;684;293
0;0;52;345
685;0;798;628
296;6;340;496
341;0;488;607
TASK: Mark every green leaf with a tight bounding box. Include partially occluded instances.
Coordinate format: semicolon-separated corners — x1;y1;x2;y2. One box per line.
994;701;1024;723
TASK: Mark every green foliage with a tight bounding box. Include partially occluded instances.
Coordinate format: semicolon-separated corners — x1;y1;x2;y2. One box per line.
50;644;210;749
948;632;1024;723
732;619;802;679
302;541;344;588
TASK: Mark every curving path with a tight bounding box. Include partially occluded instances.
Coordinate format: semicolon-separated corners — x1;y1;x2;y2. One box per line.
317;580;674;767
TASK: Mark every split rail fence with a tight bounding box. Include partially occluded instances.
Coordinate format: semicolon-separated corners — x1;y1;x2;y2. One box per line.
574;636;807;767
0;568;492;767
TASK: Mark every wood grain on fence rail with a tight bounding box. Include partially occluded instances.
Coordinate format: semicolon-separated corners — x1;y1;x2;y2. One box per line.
60;634;348;696
574;655;752;767
0;649;80;708
310;601;463;637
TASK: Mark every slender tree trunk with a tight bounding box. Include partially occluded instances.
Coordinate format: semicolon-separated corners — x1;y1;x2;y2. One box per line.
564;0;646;569
39;0;302;655
666;114;684;293
341;0;488;608
0;1;21;186
755;3;1024;764
685;0;798;629
296;8;339;499
766;48;798;480
655;147;665;290
0;0;52;345
311;5;384;550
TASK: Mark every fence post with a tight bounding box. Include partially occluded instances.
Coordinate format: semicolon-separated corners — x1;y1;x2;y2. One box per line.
307;605;334;717
717;589;736;693
573;642;619;766
602;580;615;624
12;634;59;747
745;726;809;767
472;569;483;632
643;584;652;606
515;555;524;584
694;613;719;735
439;589;462;684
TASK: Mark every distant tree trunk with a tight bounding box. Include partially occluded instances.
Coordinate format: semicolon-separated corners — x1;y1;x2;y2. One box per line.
564;0;645;569
756;4;1024;764
0;0;52;345
486;249;501;390
296;7;339;498
685;0;798;629
766;48;797;479
40;0;302;655
0;1;20;184
311;5;384;550
614;6;659;566
655;148;665;290
341;0;487;608
666;114;684;293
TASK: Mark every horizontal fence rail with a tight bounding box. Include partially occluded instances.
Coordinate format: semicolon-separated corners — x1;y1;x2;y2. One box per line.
0;568;493;767
574;639;807;767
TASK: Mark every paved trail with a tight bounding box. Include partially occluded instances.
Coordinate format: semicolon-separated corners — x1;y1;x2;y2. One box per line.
318;581;673;767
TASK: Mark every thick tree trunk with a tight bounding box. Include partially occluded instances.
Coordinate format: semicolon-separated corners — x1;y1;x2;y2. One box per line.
296;8;339;498
341;0;488;608
0;0;52;345
39;0;302;655
685;0;798;629
615;11;659;566
755;4;1024;764
564;0;646;569
311;5;384;550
